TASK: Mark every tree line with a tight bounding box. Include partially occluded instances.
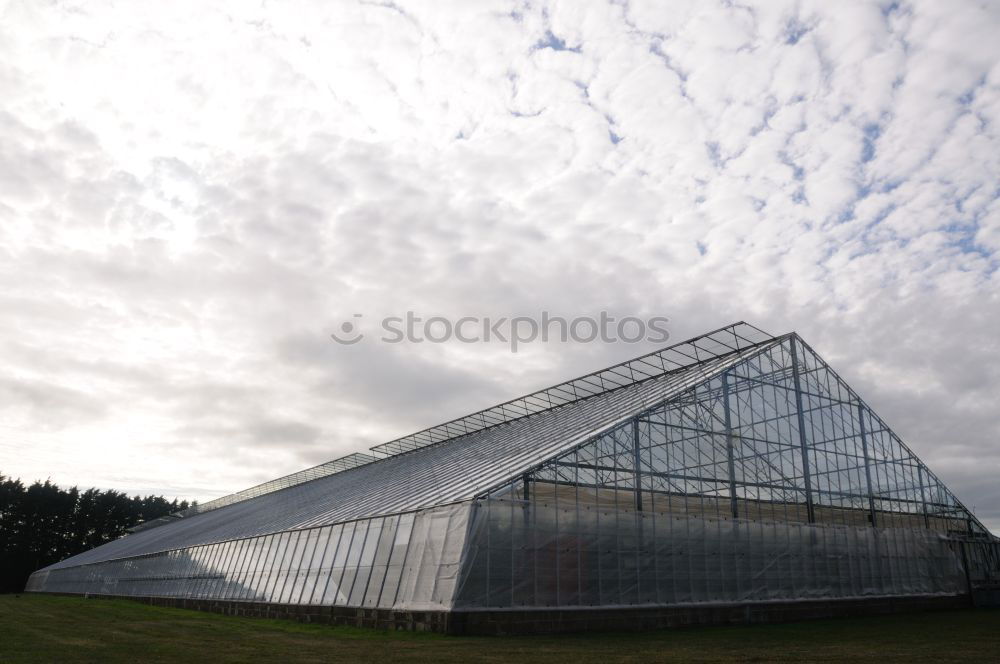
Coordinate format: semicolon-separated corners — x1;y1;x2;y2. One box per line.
0;473;191;593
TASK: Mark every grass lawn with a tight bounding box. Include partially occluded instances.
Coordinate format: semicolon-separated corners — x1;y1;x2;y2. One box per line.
0;594;997;663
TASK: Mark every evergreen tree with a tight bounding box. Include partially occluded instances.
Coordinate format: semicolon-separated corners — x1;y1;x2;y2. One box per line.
0;473;189;593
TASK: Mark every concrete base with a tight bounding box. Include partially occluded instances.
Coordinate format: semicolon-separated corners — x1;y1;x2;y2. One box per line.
35;592;972;635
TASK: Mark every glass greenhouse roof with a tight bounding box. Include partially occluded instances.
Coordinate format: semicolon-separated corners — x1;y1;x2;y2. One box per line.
50;323;781;569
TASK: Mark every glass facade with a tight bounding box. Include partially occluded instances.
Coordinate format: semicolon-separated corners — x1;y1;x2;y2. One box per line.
452;334;989;609
484;336;982;536
26;326;997;613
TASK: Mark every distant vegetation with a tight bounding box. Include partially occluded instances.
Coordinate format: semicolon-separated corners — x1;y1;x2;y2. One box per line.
0;473;191;593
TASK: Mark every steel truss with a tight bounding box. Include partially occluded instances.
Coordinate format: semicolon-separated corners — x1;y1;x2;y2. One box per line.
483;333;987;538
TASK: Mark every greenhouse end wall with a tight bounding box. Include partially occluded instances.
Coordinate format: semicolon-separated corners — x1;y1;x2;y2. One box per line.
26;502;472;612
452;497;967;610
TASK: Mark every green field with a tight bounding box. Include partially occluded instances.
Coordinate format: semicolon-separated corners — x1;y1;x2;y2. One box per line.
1;595;997;663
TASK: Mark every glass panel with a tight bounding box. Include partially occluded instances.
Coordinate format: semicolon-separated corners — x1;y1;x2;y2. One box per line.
210;542;232;597
253;534;281;601
349;518;384;606
232;538;261;601
274;531;304;604
379;513;414;608
264;532;293;602
321;522;356;605
308;525;339;605
364;515;398;607
280;530;313;604
337;521;369;606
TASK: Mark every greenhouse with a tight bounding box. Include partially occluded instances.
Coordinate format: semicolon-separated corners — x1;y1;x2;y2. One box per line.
26;322;999;633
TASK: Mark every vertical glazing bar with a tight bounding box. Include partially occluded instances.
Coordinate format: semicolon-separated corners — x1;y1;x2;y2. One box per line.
574;449;582;606
722;371;738;520
789;336;816;523
958;540;974;603
391;516;416;608
917;465;931;530
631;418;643;511
484;500;491;607
857;403;877;527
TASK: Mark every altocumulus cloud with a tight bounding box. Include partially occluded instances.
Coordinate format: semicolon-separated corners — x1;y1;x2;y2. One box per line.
0;0;998;530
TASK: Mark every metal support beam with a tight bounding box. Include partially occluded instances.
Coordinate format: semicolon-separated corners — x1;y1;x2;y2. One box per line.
857;403;878;528
789;335;816;524
522;473;530;502
917;464;931;530
543;462;955;511
631;418;643;511
958;540;975;604
722;371;739;520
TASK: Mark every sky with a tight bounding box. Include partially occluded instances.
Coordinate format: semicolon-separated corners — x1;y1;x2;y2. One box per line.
1;0;998;532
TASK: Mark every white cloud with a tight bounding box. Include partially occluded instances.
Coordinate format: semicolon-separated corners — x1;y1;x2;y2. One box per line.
0;0;998;530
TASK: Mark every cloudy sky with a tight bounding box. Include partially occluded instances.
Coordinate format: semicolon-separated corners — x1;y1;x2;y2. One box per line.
1;0;998;531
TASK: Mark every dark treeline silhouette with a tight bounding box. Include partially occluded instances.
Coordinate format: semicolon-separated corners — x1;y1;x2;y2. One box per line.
0;473;191;593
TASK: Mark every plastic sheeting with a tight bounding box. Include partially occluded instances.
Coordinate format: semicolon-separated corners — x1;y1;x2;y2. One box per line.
26;503;471;612
27;497;973;611
453;497;967;609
